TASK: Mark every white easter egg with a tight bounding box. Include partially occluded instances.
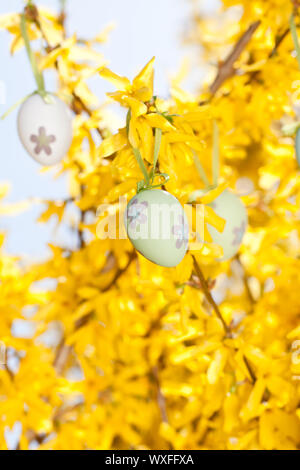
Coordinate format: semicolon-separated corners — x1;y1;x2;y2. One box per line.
189;189;247;261
125;189;189;267
17;93;73;166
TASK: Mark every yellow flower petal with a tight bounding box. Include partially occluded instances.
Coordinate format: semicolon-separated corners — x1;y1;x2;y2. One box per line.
145;113;175;130
204;206;226;233
99;67;131;91
207;348;228;384
200;183;229;204
97;129;127;158
132;56;155;99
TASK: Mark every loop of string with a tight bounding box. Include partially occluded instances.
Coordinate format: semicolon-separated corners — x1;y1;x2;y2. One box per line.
20;12;48;99
1;92;34;120
1;9;51;120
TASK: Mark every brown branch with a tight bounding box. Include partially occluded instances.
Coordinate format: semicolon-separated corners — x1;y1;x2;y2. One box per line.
269;28;290;57
292;1;300;10
192;255;230;335
210;20;261;95
101;250;137;293
74;312;93;330
77;205;86;249
245;27;291;85
53;402;82;422
243;355;256;384
53;338;72;374
151;366;168;424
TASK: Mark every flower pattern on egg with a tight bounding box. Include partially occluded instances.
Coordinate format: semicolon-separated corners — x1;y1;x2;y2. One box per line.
127;199;149;229
172;215;189;249
232;220;246;246
30;126;56;156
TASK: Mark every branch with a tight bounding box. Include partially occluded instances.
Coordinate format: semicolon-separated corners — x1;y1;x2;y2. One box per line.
74;251;137;330
192;255;230;335
210;20;261;95
53;338;72;374
269;28;290;57
243;355;256;384
151;366;168;424
102;250;137;293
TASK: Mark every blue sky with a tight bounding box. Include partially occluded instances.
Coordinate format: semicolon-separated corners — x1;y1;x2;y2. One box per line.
0;0;215;259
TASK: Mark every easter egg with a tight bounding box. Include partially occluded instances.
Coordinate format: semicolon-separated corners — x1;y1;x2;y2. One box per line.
125;189;189;267
17;93;72;166
189;189;247;261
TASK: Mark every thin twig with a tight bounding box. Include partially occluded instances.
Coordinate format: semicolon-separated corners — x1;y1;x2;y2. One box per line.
210;21;261;94
53;401;82;422
270;28;290;57
192;255;230;335
243;355;256;384
53;338;72;374
78;205;85;249
102;251;137;292
151;366;168;424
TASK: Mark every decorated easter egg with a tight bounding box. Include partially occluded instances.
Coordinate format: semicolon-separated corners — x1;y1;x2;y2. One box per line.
17;93;73;166
189;189;247;261
125;189;189;267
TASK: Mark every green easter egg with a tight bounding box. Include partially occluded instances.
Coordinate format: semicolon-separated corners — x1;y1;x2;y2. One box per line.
126;189;189;267
189;189;247;261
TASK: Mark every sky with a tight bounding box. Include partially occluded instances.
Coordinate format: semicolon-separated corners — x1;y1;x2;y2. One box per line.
0;0;217;259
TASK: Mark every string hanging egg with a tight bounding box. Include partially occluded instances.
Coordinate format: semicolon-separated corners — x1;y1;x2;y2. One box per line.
14;12;73;166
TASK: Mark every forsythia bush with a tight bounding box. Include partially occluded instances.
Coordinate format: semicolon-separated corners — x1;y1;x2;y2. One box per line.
1;0;300;450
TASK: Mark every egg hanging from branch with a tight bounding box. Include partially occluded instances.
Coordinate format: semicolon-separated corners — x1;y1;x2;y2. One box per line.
189;189;247;261
125;189;189;267
17;93;73;166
